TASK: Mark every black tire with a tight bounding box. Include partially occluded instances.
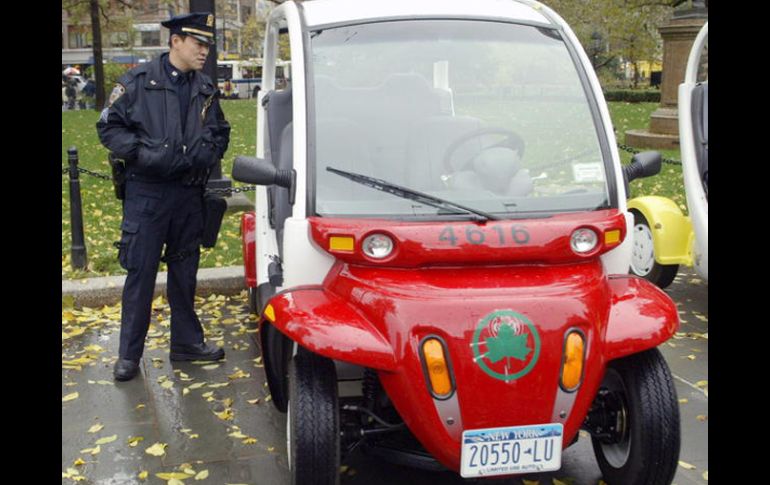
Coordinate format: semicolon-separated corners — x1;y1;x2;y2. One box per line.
248;287;258;314
591;348;680;485
629;211;678;289
288;348;340;485
261;323;292;412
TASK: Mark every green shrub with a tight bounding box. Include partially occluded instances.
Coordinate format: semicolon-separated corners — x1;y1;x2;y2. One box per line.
83;62;132;89
603;89;661;103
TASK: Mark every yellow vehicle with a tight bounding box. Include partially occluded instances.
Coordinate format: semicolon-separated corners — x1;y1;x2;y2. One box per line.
628;23;708;288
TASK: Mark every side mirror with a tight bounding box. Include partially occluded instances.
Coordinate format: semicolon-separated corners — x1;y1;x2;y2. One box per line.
232;155;296;205
623;151;662;186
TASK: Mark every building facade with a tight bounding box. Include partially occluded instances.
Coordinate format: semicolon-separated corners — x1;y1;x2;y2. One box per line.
62;0;271;68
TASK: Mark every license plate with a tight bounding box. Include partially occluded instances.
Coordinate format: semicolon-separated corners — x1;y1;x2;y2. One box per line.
460;423;563;478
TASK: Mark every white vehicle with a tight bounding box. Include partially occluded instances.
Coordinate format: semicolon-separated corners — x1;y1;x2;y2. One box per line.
677;22;708;281
627;22;708;287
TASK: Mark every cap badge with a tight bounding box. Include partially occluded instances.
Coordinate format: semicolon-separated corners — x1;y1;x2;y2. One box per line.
207;14;214;27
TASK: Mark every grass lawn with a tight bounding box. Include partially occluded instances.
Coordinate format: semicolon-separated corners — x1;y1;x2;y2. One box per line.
62;99;258;279
62;99;683;279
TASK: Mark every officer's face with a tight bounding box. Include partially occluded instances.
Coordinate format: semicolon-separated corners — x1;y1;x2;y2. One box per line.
171;35;210;72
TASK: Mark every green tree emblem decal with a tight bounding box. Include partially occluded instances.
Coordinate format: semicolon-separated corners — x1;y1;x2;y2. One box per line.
471;310;541;382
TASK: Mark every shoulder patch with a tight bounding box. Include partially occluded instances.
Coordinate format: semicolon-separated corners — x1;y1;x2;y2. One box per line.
108;84;126;107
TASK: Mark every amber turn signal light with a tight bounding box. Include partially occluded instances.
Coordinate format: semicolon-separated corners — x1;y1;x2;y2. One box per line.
560;330;585;391
421;338;454;398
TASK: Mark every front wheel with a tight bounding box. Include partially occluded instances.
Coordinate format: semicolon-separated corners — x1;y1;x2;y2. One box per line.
629;211;678;289
288;348;340;485
590;348;680;485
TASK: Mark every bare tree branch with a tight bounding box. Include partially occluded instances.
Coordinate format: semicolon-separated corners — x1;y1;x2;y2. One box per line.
99;3;110;24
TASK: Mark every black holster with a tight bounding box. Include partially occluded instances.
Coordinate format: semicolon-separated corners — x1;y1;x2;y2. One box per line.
108;153;127;200
201;193;227;248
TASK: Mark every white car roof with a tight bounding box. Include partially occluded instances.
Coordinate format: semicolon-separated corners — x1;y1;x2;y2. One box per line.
300;0;554;29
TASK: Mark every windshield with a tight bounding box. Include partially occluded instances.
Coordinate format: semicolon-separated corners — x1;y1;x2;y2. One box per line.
310;20;611;219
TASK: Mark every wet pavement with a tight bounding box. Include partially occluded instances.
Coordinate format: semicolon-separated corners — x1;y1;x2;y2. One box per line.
62;271;707;485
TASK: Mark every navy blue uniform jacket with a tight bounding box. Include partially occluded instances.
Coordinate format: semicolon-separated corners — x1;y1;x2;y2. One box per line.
96;54;231;181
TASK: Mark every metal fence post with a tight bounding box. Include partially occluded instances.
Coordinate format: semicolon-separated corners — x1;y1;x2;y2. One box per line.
68;147;88;270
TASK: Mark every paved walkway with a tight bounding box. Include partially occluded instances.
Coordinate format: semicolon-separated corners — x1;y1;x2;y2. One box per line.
62;270;707;485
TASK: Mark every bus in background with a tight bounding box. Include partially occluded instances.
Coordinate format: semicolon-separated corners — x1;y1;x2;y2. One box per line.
217;59;291;99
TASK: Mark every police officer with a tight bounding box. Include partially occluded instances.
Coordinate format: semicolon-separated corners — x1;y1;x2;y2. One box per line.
97;12;231;381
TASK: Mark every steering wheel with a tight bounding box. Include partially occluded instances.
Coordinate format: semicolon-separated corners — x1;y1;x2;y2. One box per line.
442;127;525;175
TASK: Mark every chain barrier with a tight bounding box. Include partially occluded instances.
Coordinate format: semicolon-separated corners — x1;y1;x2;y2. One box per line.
616;142;681;166
205;185;257;197
61;165;256;197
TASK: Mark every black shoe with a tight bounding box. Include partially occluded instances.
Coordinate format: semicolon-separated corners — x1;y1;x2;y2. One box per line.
113;358;140;381
170;342;225;362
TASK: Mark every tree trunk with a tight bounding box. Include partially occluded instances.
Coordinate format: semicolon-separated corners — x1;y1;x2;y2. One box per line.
90;0;106;111
633;61;640;89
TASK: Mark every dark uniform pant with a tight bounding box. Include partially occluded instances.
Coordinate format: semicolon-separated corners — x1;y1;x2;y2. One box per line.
118;179;205;360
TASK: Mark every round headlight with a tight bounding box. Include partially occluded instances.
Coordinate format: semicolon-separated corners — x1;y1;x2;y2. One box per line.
570;228;598;254
362;234;394;259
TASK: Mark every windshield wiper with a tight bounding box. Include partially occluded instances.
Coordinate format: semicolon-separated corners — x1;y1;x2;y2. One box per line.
326;167;498;221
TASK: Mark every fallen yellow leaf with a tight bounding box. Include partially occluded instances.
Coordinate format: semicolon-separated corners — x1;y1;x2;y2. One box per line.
228;369;250;380
215;408;234;421
703;470;708;480
145;442;167;456
247;398;260;404
696;415;708;422
202;364;220;370
95;434;118;445
128;436;144;447
62;392;79;403
168;479;185;485
73;457;85;466
242;437;257;445
195;470;209;480
138;470;148;480
679;460;697;470
678;398;688;404
88;424;104;433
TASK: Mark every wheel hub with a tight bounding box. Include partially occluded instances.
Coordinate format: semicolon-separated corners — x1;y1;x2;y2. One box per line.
631;222;655;276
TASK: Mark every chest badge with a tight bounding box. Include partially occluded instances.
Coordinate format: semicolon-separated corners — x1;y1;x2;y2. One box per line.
471;310;541;382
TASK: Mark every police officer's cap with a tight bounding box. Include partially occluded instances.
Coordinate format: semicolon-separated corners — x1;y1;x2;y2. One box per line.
162;12;215;45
